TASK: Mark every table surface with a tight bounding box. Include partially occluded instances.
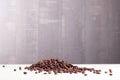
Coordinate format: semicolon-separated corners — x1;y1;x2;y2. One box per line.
0;64;119;80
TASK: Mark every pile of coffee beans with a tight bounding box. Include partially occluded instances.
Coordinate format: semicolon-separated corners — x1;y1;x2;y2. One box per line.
25;59;80;74
24;59;109;76
1;60;113;76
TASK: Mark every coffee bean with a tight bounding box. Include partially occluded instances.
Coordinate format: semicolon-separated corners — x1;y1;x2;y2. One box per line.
44;73;47;74
104;71;107;74
84;74;87;76
14;69;16;71
23;72;27;74
109;69;112;74
35;72;37;74
109;74;112;76
19;67;22;70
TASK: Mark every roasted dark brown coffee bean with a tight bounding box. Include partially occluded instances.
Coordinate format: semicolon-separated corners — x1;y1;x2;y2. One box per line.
35;72;37;74
84;74;87;76
109;69;112;72
19;67;22;70
109;74;112;76
104;71;107;74
2;65;5;67
109;69;112;74
44;73;47;74
14;69;16;71
23;72;27;74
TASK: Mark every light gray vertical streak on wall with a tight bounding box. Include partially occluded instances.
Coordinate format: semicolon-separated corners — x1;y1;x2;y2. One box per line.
14;0;39;63
85;0;107;63
0;0;18;63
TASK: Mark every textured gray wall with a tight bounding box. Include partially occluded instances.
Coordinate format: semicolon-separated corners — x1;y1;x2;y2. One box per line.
0;0;120;64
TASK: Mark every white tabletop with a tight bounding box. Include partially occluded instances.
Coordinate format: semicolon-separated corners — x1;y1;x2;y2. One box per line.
0;64;119;80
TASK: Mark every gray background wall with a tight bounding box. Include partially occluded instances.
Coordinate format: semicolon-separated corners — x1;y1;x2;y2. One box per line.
0;0;120;64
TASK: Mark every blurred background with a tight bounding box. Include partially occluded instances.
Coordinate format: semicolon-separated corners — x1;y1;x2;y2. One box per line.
0;0;120;64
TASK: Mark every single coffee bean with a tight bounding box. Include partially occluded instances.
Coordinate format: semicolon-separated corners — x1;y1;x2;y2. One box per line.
14;69;16;71
2;65;5;67
109;74;112;76
44;73;47;74
19;67;22;70
23;72;27;74
84;74;87;76
109;69;112;74
104;71;107;74
35;72;37;74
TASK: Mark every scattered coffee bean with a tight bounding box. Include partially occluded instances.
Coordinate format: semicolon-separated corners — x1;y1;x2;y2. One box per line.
84;74;87;76
109;74;112;76
23;72;27;74
104;71;107;74
14;69;16;71
35;72;37;74
109;69;112;73
24;67;28;69
19;67;22;70
2;65;5;67
44;73;47;74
